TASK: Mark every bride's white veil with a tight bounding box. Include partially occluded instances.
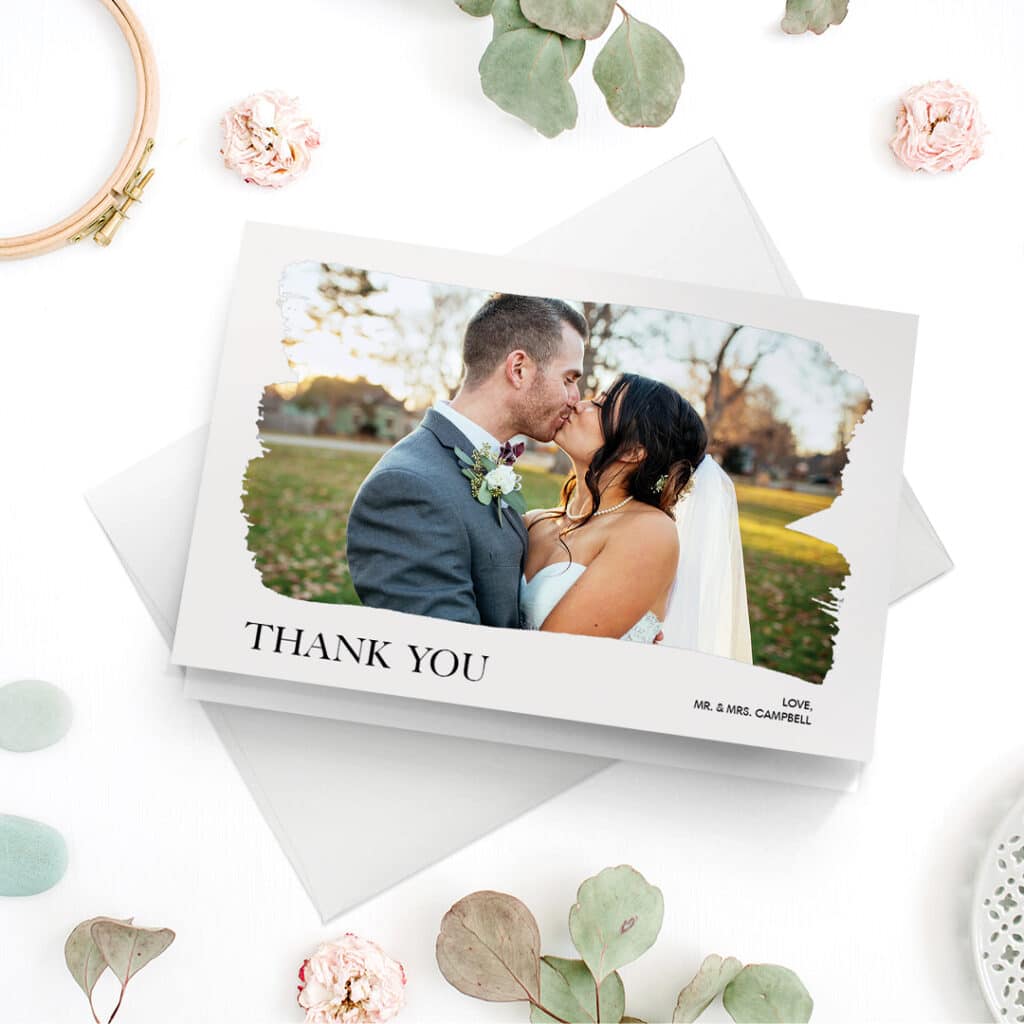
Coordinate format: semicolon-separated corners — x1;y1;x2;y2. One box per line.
661;456;753;663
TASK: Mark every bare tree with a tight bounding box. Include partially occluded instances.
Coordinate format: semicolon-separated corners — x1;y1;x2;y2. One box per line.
280;264;398;363
837;393;873;450
579;302;646;393
376;285;481;408
713;382;798;474
688;325;782;439
309;265;392;330
813;391;874;478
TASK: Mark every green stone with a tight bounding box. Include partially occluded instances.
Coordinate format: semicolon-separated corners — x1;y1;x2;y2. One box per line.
0;679;72;752
0;814;68;896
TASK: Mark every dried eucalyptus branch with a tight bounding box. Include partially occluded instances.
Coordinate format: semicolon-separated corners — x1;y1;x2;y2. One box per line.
436;865;813;1023
781;0;850;35
65;917;175;1024
456;1;852;134
455;0;684;137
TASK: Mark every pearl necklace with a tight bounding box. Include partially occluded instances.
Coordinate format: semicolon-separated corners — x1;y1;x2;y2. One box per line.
564;495;634;521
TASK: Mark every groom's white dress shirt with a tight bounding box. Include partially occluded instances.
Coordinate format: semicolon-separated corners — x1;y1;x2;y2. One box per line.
431;400;503;454
431;401;513;509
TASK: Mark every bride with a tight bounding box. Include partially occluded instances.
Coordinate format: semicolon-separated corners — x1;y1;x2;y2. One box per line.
521;372;753;662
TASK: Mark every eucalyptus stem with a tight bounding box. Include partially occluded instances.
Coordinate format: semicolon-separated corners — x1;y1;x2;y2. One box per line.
106;983;127;1024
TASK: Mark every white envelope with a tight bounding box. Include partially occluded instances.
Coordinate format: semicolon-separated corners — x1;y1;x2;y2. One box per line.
87;140;951;922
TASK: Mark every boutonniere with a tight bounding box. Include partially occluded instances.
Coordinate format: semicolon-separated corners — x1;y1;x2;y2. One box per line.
454;442;527;527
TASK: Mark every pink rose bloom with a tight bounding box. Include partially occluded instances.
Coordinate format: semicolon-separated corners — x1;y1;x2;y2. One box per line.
221;90;320;188
890;80;986;173
297;933;406;1024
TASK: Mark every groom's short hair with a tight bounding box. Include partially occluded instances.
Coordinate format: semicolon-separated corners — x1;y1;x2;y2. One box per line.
462;294;588;388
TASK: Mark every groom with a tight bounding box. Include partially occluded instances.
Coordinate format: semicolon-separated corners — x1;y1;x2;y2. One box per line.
346;294;587;627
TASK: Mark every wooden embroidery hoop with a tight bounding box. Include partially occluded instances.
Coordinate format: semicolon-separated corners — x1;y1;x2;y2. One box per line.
0;0;159;260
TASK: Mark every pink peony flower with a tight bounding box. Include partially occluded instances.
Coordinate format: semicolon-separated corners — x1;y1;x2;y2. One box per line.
221;90;320;188
890;80;986;174
297;933;406;1024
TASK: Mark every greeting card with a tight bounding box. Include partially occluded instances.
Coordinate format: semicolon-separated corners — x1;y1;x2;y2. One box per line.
171;224;915;761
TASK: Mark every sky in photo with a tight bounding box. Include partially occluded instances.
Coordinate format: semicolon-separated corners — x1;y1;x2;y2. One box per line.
278;263;868;455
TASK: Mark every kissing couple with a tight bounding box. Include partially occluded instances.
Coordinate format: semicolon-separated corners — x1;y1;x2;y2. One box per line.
347;294;752;661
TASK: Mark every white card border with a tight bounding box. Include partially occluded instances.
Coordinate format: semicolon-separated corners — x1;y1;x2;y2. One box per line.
171;222;916;762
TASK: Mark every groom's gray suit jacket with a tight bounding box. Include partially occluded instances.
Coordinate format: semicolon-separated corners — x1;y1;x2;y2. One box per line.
346;409;528;628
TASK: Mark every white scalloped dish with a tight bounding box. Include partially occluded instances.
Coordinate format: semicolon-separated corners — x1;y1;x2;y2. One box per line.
974;793;1024;1021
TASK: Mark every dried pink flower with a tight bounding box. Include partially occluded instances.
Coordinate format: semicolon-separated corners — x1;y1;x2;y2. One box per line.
297;933;406;1024
890;80;986;174
221;90;320;188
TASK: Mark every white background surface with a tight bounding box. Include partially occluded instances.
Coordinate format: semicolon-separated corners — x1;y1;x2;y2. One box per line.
1;2;1022;1022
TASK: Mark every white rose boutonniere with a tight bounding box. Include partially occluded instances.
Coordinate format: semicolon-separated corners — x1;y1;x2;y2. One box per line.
483;464;518;494
455;442;527;527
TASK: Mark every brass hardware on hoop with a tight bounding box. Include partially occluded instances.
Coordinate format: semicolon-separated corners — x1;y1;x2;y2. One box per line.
69;138;156;247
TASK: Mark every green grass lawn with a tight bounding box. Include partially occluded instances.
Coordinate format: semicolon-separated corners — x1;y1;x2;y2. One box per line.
733;483;846;684
243;442;845;683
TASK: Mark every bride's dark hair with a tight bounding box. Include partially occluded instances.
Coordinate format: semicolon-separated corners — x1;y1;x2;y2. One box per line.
554;373;708;537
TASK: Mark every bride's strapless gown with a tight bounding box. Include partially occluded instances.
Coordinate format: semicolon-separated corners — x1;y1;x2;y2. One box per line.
519;562;663;643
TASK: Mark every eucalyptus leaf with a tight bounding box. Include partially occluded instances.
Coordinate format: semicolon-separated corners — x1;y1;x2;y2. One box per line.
64;917;132;1003
781;0;849;35
479;28;582;138
568;865;664;983
529;959;591;1023
673;954;744;1023
454;447;474;465
505;491;528;514
491;0;533;37
530;956;625;1023
520;0;615;40
90;920;175;987
436;891;542;1003
722;965;813;1024
456;0;495;16
479;488;493;506
593;14;684;128
565;38;586;77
